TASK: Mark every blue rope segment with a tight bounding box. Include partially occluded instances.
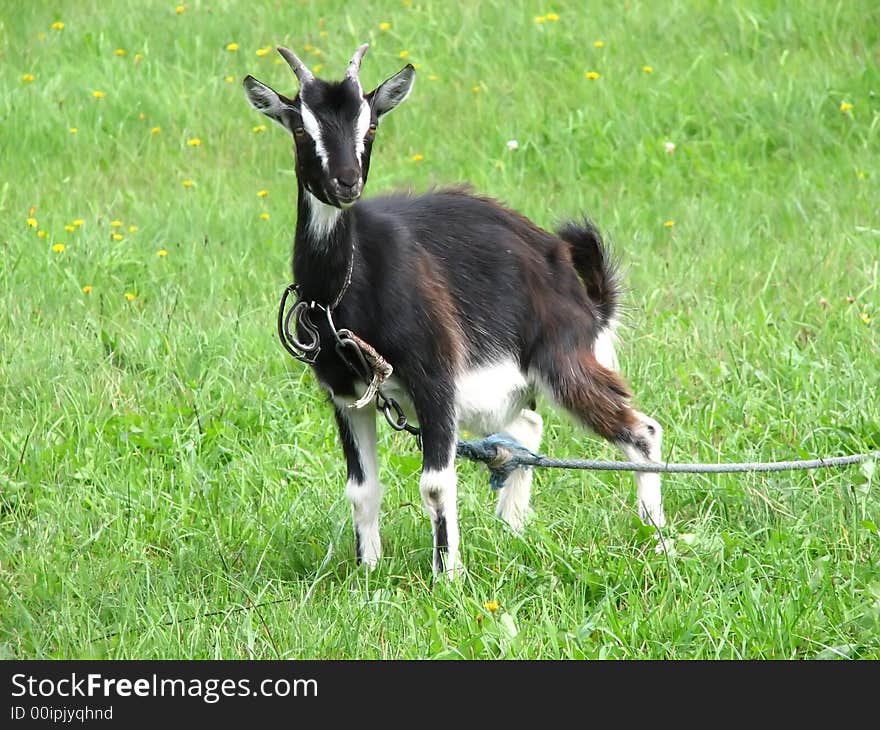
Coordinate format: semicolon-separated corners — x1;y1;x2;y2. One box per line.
455;435;880;490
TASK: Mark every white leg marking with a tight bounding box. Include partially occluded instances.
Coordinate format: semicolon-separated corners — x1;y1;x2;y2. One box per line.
619;411;665;528
339;405;383;568
496;408;543;532
420;465;461;578
593;326;620;372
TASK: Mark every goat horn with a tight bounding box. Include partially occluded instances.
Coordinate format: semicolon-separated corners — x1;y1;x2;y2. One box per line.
277;46;314;85
346;43;369;81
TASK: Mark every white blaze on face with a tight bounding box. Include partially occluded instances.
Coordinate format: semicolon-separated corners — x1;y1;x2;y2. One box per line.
299;99;330;173
354;100;371;159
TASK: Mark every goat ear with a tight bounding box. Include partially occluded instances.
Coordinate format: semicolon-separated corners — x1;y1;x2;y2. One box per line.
243;75;296;128
367;64;415;119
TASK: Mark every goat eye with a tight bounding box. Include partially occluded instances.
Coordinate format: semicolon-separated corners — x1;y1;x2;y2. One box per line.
293;127;306;138
365;124;377;140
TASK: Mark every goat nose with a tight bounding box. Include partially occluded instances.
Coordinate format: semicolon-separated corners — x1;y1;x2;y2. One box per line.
334;170;359;190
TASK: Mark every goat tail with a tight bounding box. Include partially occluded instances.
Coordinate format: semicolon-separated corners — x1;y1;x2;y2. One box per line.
557;218;621;329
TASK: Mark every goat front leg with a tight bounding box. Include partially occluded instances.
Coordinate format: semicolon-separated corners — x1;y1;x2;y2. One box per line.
335;403;382;568
415;396;461;578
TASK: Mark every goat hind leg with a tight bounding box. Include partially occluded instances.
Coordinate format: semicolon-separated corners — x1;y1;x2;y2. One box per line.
496;408;543;532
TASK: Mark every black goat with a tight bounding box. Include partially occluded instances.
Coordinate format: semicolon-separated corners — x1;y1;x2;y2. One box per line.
244;44;665;576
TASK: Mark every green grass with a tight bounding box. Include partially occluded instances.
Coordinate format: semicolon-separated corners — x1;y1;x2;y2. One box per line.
1;0;879;659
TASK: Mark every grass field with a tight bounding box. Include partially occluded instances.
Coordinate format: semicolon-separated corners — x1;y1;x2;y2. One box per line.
1;0;878;659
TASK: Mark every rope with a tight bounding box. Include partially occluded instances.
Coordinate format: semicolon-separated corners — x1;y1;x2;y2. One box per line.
455;434;880;490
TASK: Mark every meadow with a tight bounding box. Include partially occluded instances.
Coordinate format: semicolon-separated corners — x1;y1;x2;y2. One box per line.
1;0;878;659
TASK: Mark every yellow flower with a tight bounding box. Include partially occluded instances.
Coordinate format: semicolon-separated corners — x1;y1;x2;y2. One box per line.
642;65;654;73
51;21;65;31
257;189;269;197
134;53;143;62
29;206;36;216
226;42;239;52
182;180;194;188
110;220;122;227
411;153;424;161
311;48;322;57
861;312;872;325
176;5;185;14
320;31;328;38
124;292;137;301
69;127;78;134
256;47;270;56
22;73;35;82
128;225;138;232
92;90;106;99
112;233;124;241
187;138;201;146
839;101;853;112
534;16;546;23
483;600;499;613
547;13;560;21
150;126;161;134
26;218;38;228
260;212;270;220
115;49;126;56
303;44;314;52
594;40;605;47
224;75;234;83
82;285;93;294
253;124;267;133
399;50;409;58
472;85;481;93
428;74;439;81
52;243;66;252
73;219;85;227
312;64;323;74
65;225;75;232
138;113;145;119
663;220;675;228
585;71;600;80
37;230;47;238
379;22;391;31
157;249;168;257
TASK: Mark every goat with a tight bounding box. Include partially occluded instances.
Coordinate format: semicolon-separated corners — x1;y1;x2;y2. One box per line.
243;44;665;577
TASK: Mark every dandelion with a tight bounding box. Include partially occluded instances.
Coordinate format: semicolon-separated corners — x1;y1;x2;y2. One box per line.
256;47;270;56
642;65;653;73
110;220;123;227
226;42;239;52
506;139;519;150
65;225;75;232
399;50;409;58
112;233;124;241
150;126;161;134
257;189;269;197
92;90;106;99
483;600;500;613
128;225;138;232
472;85;481;93
547;12;560;21
176;5;185;14
303;44;314;52
253;124;267;133
182;180;194;188
82;285;93;294
157;249;168;257
585;71;600;80
594;40;605;47
311;48;322;57
187;138;202;146
839;101;853;112
379;21;391;30
26;218;38;228
22;73;35;82
115;49;126;56
260;212;270;220
665;141;676;154
312;64;323;74
862;312;872;325
37;230;47;238
534;16;547;23
138;113;145;119
124;292;137;301
663;220;675;228
52;243;66;253
224;75;234;83
51;21;65;31
411;153;424;161
69;127;78;134
73;219;85;227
